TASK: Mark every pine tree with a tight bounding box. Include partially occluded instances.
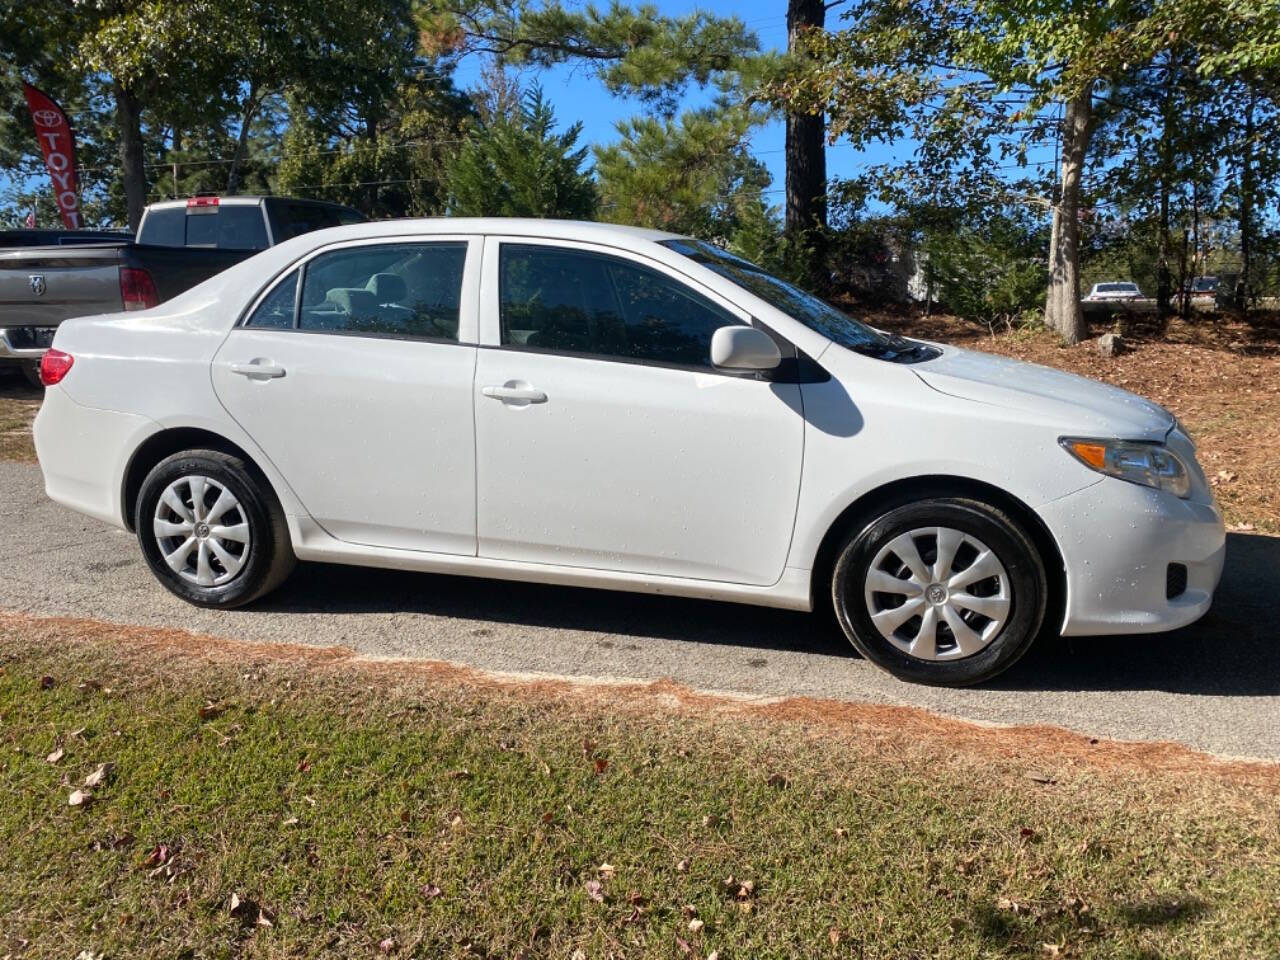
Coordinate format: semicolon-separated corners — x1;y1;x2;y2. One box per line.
446;83;596;219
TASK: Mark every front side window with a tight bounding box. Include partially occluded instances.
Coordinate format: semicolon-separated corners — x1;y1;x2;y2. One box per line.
298;243;467;340
499;244;741;368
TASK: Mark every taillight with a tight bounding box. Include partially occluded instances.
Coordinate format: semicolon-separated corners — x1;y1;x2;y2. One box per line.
40;348;74;386
120;266;159;311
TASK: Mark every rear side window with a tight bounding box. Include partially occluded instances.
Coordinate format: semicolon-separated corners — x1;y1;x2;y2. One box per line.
274;202;362;241
298;243;466;340
499;244;741;368
246;269;299;329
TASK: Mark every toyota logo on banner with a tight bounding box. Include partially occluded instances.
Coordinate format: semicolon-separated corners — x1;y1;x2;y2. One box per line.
21;82;82;230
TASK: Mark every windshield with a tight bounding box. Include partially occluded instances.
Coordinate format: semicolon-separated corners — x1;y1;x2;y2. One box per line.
660;238;893;355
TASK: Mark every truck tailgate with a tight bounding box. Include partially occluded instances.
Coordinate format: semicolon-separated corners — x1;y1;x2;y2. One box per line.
0;244;123;327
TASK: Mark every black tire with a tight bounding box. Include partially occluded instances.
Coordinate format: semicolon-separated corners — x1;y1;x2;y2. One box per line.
831;497;1047;686
21;362;43;390
135;449;295;608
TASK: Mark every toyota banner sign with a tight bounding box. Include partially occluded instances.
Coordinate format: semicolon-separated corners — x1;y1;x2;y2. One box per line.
23;82;81;229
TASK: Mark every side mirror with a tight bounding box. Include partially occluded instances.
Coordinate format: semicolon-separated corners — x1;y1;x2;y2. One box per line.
710;325;781;372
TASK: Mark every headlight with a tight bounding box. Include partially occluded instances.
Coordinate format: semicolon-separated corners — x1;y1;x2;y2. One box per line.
1060;438;1192;498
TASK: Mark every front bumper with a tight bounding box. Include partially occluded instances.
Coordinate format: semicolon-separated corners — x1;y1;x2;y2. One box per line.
1040;479;1226;636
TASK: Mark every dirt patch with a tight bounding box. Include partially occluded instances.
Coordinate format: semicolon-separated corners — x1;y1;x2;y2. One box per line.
0;372;40;462
5;610;1276;792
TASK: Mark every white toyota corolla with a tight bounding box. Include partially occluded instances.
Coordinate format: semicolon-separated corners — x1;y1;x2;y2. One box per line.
33;219;1226;686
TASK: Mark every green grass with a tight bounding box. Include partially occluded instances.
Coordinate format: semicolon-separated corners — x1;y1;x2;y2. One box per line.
1;620;1278;959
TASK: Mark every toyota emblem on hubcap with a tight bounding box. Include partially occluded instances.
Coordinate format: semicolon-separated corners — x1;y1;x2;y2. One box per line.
29;275;46;296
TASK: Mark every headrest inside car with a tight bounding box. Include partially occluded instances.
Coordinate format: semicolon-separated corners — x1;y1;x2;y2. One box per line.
325;288;378;316
365;272;407;303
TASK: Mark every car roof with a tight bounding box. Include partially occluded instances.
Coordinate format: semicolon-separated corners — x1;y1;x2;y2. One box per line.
292;217;683;243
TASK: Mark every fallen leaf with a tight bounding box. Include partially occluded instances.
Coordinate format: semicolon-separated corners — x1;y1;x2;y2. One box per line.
142;844;171;867
688;918;704;934
379;937;397;954
40;675;55;690
1042;945;1062;957
1026;773;1057;785
198;701;224;721
829;928;842;946
448;769;472;780
1019;827;1037;841
834;827;847;839
997;896;1029;915
676;858;690;872
449;814;464;830
702;813;720;829
675;936;693;955
597;863;616;879
681;904;698;918
584;879;604;903
281;816;299;827
737;879;755;899
68;788;92;807
296;758;312;773
83;763;112;789
420;883;443;899
46;746;65;764
706;952;720;960
766;772;789;788
593;756;608;775
78;679;102;692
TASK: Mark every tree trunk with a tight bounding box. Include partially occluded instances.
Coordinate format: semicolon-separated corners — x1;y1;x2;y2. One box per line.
1044;90;1092;344
1238;80;1256;310
1156;51;1177;319
115;82;147;231
225;87;260;195
785;0;827;288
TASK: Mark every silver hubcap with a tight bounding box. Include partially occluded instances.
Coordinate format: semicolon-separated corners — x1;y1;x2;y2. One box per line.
863;526;1011;661
152;475;251;587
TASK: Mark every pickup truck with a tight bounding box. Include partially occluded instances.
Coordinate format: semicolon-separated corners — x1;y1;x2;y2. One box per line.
1;195;364;384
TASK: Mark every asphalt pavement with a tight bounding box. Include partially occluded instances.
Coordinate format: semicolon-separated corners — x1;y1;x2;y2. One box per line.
2;460;1277;761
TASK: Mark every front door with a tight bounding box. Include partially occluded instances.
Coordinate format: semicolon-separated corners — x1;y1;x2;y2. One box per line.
212;238;480;554
473;239;804;585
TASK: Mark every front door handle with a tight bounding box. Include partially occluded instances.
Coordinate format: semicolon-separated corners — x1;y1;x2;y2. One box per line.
482;384;547;404
230;359;286;380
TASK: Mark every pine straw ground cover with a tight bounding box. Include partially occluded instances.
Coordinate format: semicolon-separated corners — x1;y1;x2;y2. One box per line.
2;614;1278;960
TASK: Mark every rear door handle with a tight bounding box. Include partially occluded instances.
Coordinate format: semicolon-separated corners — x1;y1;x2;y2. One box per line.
230;360;286;380
482;385;547;404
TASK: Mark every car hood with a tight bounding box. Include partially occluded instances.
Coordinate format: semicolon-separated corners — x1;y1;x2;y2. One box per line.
913;345;1174;439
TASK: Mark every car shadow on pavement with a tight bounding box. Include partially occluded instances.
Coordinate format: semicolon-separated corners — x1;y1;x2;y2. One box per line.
992;532;1279;697
260;532;1278;697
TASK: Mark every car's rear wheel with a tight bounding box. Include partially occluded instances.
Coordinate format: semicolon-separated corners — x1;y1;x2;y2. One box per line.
135;449;294;608
831;497;1047;686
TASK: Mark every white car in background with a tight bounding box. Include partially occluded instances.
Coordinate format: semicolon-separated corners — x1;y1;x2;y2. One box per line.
33;219;1225;686
1084;281;1145;302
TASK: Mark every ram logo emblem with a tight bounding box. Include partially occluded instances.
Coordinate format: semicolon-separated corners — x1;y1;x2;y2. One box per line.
29;274;47;296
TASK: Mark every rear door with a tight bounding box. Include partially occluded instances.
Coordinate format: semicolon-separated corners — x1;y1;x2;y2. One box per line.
211;236;481;554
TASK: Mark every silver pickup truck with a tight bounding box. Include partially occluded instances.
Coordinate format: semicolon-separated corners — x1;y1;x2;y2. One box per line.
1;195;364;384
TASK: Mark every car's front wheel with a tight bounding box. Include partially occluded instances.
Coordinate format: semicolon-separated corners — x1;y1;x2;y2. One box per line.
135;449;295;608
831;497;1047;686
